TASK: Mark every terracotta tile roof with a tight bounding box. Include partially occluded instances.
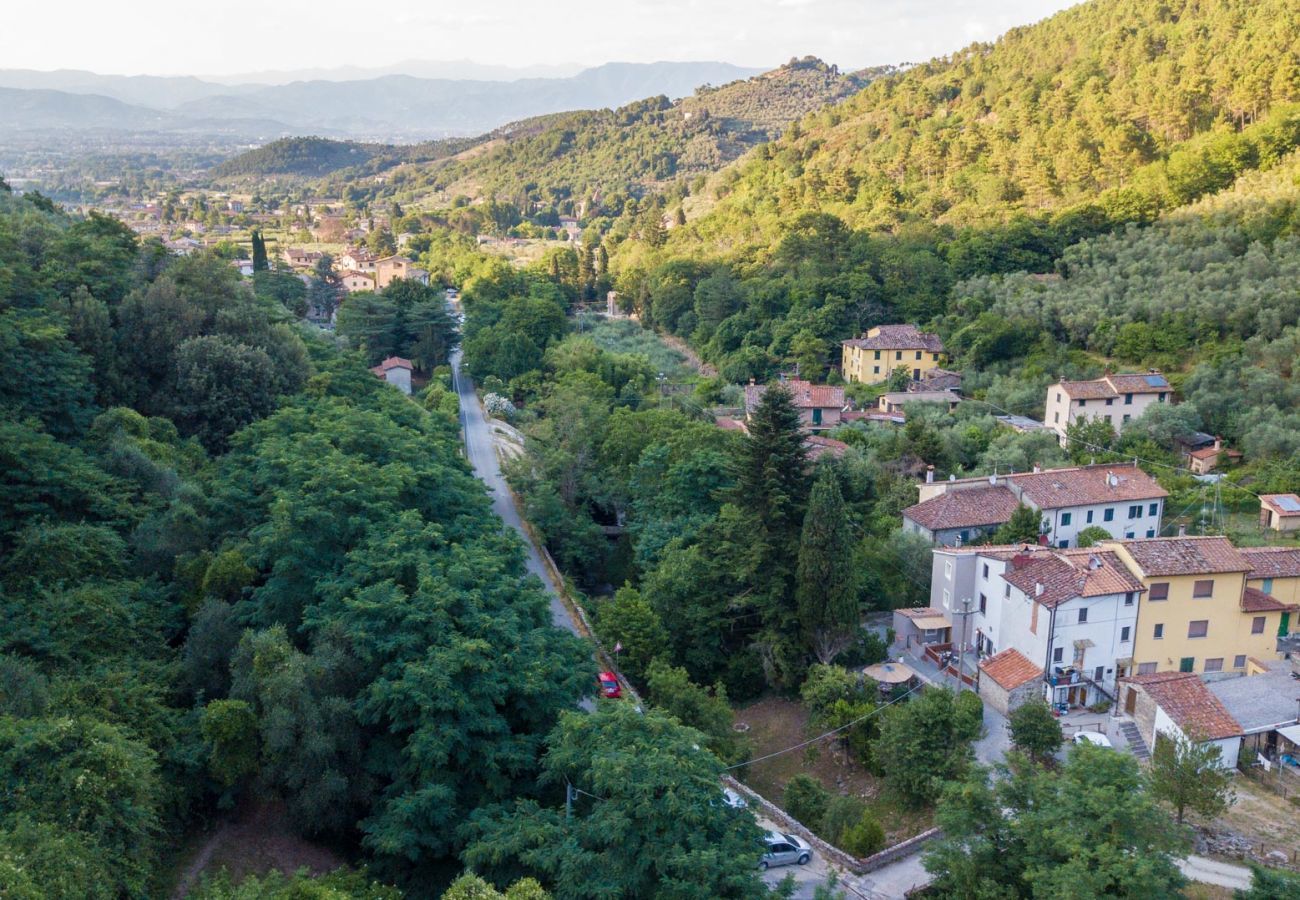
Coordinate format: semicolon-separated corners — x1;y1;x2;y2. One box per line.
1115;536;1251;577
1057;379;1118;399
1057;372;1170;399
1241;586;1299;613
715;416;747;432
1242;547;1300;579
371;356;413;374
1010;463;1167;509
1105;372;1171;393
980;648;1043;691
1003;553;1081;608
744;379;845;413
1058;549;1148;597
842;324;945;352
902;485;1022;532
1260;494;1300;517
1122;672;1242;740
804;434;850;460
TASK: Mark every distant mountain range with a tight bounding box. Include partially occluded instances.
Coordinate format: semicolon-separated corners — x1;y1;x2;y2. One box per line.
0;62;766;141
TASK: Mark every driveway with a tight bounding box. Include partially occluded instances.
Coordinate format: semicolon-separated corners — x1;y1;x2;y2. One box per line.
450;347;580;636
1178;855;1253;891
756;817;842;899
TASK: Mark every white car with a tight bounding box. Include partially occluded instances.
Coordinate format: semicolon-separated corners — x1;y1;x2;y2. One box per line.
760;831;812;869
722;787;748;810
1073;731;1113;748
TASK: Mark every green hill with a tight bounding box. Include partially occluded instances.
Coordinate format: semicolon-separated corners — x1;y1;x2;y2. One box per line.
212;134;483;179
601;0;1300;382
381;58;885;213
663;0;1300;250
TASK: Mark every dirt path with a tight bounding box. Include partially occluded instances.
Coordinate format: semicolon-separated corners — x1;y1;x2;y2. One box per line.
655;331;716;377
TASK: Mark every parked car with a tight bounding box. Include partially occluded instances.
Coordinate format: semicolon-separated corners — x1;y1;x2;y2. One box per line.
721;787;747;810
598;671;622;699
759;831;812;869
1073;731;1112;748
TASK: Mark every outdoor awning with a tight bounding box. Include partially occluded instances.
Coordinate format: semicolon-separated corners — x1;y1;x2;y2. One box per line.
1277;724;1300;746
912;615;951;631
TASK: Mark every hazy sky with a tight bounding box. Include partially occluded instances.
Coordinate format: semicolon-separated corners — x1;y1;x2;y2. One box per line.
9;0;1080;77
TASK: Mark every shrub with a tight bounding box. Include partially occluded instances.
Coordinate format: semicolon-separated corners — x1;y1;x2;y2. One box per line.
819;795;867;846
783;774;830;827
841;813;887;857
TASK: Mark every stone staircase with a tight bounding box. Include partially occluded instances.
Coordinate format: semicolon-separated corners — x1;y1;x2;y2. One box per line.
1118;720;1149;760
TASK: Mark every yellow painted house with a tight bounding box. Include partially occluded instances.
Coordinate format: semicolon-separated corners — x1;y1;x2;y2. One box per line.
1103;537;1297;677
1242;547;1300;627
841;324;945;385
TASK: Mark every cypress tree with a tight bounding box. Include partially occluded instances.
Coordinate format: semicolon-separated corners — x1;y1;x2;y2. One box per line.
797;466;859;664
251;230;269;272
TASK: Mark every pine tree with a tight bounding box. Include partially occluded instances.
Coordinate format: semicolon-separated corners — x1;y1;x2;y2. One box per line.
731;382;810;681
797;467;859;664
250;230;269;272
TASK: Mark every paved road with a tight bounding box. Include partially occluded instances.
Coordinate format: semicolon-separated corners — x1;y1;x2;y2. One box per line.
1178;855;1253;891
450;347;580;635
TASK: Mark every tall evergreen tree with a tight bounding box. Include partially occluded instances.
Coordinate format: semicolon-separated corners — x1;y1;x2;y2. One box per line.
730;382;809;682
796;467;859;664
250;230;269;272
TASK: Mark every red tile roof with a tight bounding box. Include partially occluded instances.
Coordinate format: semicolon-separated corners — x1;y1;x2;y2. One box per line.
980;648;1043;691
1000;549;1144;609
1241;586;1299;613
1242;547;1300;579
804;434;850;460
1122;672;1242;740
744;379;845;412
1058;372;1170;399
371;356;413;374
902;485;1022;532
842;324;945;352
1114;536;1251;577
1010;463;1167;509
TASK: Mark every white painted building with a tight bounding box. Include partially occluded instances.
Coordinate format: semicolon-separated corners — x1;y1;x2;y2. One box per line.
1045;371;1172;446
932;544;1145;708
905;463;1168;548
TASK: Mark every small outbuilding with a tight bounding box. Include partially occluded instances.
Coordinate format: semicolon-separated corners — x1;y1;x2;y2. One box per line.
370;356;414;395
978;648;1044;716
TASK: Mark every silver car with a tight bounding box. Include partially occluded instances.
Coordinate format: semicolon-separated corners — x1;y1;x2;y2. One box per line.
760;831;812;869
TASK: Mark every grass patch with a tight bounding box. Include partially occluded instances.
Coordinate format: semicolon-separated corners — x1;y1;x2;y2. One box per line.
584;318;695;380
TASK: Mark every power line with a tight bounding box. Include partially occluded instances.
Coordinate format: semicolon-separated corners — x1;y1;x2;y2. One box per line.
722;681;925;771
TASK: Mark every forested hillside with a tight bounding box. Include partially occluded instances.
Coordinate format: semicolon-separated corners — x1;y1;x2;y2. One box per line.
212;134;485;180
356;58;881;216
599;0;1300;388
667;0;1300;247
0;187;690;897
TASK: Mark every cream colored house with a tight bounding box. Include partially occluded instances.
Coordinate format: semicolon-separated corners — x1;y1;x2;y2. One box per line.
1045;372;1172;446
841;325;945;385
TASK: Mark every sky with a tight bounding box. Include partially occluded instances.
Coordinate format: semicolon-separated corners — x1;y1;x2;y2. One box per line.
7;0;1080;78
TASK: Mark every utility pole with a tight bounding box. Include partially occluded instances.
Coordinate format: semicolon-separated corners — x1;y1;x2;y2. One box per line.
953;596;974;692
565;782;576;821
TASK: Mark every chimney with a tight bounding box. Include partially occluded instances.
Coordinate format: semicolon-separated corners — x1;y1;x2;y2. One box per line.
1178;523;1187;537
1213;435;1222;451
1035;582;1045;597
1032;461;1042;474
749;377;756;386
926;465;935;484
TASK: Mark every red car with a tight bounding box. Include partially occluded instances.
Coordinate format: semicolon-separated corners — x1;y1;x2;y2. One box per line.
598;671;622;699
